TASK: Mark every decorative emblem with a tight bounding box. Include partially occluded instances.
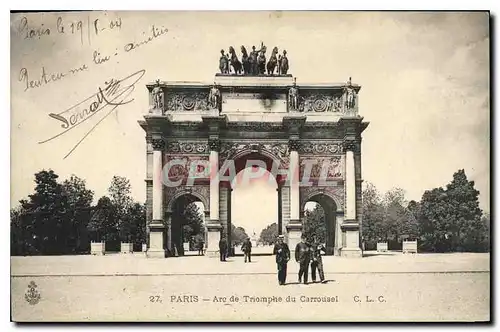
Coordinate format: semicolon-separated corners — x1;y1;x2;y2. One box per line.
208;138;221;152
151;138;165;151
299;142;343;155
166;92;210;112
182;96;196;110
167;141;209;154
24;281;41;305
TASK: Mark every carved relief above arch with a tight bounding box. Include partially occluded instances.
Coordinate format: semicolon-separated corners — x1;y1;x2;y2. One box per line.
220;141;290;170
165;185;210;213
300;186;344;212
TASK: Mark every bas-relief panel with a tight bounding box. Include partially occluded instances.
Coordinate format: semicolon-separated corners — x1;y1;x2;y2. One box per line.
219;141;290;169
299;156;344;179
165;92;211;112
164;155;210;180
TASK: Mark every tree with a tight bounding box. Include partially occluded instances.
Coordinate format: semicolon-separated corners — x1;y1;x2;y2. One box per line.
383;188;408;246
24;170;69;255
231;224;249;246
124;202;146;248
303;203;326;243
419;170;485;252
259;223;279;245
62;175;94;253
402;200;419;239
88;196;118;243
11;202;32;255
362;183;386;247
445;170;483;251
108;176;133;242
179;202;204;244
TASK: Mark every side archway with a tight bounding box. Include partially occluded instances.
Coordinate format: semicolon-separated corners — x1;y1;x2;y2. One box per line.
302;190;343;255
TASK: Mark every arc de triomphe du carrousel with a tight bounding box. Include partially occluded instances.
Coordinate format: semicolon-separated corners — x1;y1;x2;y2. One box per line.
138;45;369;258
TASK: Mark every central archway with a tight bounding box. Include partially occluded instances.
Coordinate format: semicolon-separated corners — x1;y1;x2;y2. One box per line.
225;150;284;255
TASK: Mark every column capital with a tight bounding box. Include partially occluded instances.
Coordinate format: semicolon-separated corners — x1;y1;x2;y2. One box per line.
208;137;221;152
152;138;165;151
342;139;358;153
288;138;301;152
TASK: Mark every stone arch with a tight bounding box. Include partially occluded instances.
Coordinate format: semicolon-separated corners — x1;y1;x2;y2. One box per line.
166;188;209;213
302;189;343;255
301;188;343;213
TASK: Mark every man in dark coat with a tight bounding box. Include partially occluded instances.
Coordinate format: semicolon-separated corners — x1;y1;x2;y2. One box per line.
295;235;312;284
218;236;228;262
241;237;252;263
197;239;205;256
311;242;327;283
273;235;290;285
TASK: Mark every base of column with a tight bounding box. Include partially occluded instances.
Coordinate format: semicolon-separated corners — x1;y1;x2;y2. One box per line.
147;222;165;258
340;247;362;258
146;249;166;258
206;221;222;258
286;220;302;253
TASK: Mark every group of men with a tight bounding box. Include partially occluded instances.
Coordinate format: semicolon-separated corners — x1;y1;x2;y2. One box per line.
273;234;327;286
217;234;327;286
218;236;253;263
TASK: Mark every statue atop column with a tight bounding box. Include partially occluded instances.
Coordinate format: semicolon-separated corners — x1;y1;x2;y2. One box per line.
151;79;164;112
279;50;289;75
342;77;357;113
219;49;229;74
288;77;299;111
208;82;221;112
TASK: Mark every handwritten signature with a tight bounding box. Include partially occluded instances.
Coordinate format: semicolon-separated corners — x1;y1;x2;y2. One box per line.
39;69;146;159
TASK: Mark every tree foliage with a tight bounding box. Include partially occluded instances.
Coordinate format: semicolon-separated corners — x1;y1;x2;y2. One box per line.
419;169;486;252
259;223;279;245
178;202;205;244
303;203;326;243
231;224;249;246
11;170;147;255
361;170;489;253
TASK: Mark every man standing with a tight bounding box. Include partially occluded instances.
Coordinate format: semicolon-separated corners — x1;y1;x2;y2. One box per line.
242;237;252;263
273;235;290;285
295;235;312;284
311;242;327;283
197;239;205;256
219;236;228;262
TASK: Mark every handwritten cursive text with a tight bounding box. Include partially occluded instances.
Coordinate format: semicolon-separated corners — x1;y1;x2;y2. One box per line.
40;69;146;159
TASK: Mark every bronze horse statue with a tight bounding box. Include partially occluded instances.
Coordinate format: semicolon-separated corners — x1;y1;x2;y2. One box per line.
241;46;251;75
228;46;242;75
267;47;278;75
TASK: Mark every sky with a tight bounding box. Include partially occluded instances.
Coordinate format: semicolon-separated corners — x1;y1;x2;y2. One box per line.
10;11;490;234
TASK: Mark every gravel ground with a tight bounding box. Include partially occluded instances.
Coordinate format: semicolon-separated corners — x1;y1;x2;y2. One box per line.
11;253;490;322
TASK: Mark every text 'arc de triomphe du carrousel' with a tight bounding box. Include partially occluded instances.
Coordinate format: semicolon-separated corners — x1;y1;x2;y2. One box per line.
138;44;369;258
